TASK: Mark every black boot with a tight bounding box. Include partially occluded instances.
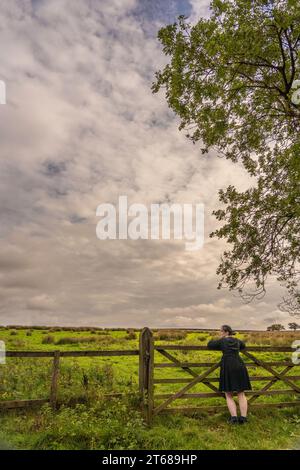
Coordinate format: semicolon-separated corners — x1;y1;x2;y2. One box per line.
228;416;238;424
238;416;248;424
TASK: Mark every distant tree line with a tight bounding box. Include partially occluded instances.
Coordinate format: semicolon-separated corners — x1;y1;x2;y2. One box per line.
267;322;300;331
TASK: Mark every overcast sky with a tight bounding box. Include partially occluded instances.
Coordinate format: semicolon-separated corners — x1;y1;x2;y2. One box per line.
0;0;292;329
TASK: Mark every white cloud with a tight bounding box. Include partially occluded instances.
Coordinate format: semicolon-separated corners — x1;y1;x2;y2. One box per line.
0;0;288;329
189;0;211;21
26;294;57;311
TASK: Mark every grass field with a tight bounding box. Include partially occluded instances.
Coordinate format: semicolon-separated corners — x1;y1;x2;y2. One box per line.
1;326;300;450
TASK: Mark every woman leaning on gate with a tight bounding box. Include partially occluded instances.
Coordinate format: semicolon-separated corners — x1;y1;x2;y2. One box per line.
207;325;252;424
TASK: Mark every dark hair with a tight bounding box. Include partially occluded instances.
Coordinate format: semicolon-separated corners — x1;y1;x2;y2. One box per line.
221;325;236;336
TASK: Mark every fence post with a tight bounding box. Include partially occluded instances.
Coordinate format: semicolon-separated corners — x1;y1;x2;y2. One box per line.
50;351;60;410
139;327;154;425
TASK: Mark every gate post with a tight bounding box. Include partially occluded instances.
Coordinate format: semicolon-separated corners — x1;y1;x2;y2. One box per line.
50;350;60;410
139;327;154;425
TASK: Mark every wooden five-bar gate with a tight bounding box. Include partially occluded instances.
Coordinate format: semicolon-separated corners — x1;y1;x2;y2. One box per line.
139;328;300;424
1;327;300;425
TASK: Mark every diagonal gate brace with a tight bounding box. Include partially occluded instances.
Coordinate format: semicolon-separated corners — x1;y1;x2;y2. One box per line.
154;361;221;415
156;348;221;393
242;350;300;395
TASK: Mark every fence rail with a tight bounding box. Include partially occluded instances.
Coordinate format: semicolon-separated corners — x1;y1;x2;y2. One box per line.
5;350;139;357
1;327;300;425
155;345;296;352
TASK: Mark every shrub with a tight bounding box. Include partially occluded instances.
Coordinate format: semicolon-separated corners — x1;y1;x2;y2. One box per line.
154;330;187;341
198;333;210;342
42;335;55;344
11;339;26;348
96;335;116;345
125;330;137;340
55;336;98;345
54;336;117;345
88;363;115;388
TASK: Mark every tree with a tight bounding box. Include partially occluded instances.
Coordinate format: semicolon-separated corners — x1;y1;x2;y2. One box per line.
288;322;300;330
267;323;286;331
153;0;300;314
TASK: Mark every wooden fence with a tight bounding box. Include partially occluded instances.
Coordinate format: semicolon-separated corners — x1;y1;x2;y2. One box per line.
0;349;139;410
1;327;300;425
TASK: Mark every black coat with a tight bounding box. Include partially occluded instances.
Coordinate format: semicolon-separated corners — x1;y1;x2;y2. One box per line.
207;337;252;392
